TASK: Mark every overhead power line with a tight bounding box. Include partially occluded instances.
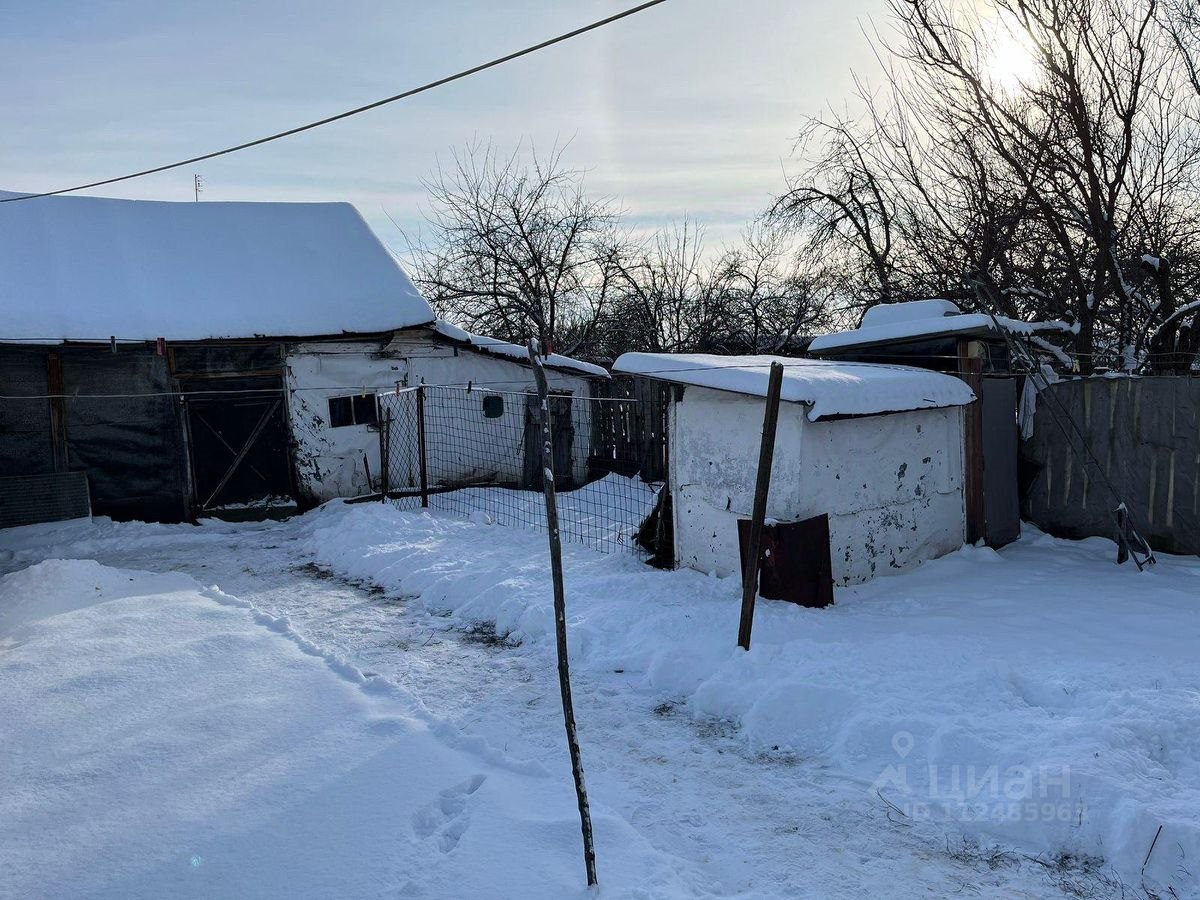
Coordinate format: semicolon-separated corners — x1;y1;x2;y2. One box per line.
0;0;670;204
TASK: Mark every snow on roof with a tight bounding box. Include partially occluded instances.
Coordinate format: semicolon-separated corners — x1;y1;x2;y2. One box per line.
0;191;435;342
612;352;975;420
808;299;1040;355
430;320;609;379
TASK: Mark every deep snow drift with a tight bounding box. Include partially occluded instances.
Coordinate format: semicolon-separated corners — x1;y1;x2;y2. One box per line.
0;558;693;899
2;503;1197;898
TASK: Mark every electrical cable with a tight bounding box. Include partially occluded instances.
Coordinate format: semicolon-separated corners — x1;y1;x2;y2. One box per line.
0;0;670;203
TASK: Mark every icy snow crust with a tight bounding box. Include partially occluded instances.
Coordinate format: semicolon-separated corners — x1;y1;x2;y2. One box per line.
0;191;435;341
612;352;975;420
3;506;1198;896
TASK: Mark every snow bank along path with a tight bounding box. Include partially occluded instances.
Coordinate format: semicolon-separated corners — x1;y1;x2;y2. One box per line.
298;502;1200;896
0;558;695;899
3;504;1198;897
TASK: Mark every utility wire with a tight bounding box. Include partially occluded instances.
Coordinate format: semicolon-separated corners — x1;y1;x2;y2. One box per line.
0;0;670;204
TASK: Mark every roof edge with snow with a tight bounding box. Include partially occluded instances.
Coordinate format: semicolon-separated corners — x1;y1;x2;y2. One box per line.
424;321;609;379
808;299;1075;356
612;352;975;421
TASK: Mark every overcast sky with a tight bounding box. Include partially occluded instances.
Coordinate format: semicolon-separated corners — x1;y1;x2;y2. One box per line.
1;0;884;250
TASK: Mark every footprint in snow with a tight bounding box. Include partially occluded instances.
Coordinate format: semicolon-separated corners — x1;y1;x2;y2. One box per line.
411;773;486;853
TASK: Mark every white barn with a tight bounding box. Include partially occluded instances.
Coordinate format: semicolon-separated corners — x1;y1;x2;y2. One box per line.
612;354;977;586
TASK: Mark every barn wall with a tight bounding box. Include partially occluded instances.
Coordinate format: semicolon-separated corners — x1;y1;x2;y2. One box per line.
1021;377;1200;554
284;341;404;503
0;345;189;522
0;346;55;476
403;336;593;489
62;348;190;521
669;386;966;585
285;333;596;503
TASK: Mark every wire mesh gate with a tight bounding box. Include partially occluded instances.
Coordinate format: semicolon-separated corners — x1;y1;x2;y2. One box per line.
377;384;664;555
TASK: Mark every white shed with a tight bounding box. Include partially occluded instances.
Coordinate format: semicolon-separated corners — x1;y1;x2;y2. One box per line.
612;354;977;586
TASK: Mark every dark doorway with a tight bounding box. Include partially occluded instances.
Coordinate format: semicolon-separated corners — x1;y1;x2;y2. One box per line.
185;381;293;510
981;377;1020;547
523;393;575;489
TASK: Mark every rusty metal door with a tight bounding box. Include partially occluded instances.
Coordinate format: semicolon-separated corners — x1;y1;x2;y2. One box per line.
981;377;1020;547
738;514;834;608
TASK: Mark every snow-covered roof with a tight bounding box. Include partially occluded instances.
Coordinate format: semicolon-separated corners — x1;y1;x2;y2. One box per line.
0;191;435;342
612;352;975;421
808;299;1044;355
430;320;609;379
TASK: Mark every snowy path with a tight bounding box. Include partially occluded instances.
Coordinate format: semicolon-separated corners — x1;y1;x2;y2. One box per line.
0;511;1156;898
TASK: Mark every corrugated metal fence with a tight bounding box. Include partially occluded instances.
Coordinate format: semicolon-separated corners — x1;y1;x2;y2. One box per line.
1021;376;1200;555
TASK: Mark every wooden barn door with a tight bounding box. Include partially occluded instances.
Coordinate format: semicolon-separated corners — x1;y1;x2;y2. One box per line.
184;380;292;511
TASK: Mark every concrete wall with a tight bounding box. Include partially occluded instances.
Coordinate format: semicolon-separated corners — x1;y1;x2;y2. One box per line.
1021;377;1200;555
669;386;966;585
286;331;595;503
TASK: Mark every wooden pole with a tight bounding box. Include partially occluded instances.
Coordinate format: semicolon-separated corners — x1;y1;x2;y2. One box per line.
378;409;391;502
416;386;429;508
527;340;598;888
737;361;785;651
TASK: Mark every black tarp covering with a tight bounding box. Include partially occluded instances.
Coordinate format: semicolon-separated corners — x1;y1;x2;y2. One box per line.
0;346;55;475
0;342;298;523
60;347;190;522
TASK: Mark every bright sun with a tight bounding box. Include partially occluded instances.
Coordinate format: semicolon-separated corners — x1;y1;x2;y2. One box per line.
984;22;1038;93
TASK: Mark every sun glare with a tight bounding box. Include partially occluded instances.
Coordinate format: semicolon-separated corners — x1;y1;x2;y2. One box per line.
984;21;1038;93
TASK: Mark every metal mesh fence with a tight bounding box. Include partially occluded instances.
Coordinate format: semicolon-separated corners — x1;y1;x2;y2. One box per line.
377;384;664;555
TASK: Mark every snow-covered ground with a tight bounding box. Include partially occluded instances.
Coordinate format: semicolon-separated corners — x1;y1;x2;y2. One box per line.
2;504;1197;898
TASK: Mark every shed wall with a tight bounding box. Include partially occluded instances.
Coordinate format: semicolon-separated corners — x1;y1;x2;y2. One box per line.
285;334;595;503
669;387;966;585
285;341;404;503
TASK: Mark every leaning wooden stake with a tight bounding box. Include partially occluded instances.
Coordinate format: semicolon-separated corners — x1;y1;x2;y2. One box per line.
527;340;598;887
737;361;785;651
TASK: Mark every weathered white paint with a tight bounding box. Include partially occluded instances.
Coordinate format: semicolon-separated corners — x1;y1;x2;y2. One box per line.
285;341;404;502
396;333;594;489
286;330;597;504
668;386;966;586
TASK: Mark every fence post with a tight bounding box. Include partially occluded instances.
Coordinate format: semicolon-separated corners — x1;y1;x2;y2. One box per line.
527;339;598;888
416;385;429;508
737;361;785;652
379;409;391;502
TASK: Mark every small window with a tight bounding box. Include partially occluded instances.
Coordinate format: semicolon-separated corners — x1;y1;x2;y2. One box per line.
328;394;378;428
482;395;504;419
353;394;379;426
328;396;354;427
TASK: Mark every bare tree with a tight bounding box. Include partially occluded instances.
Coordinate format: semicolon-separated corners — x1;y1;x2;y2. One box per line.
411;141;621;355
773;0;1200;372
603;221;728;354
712;223;837;352
770;117;899;311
